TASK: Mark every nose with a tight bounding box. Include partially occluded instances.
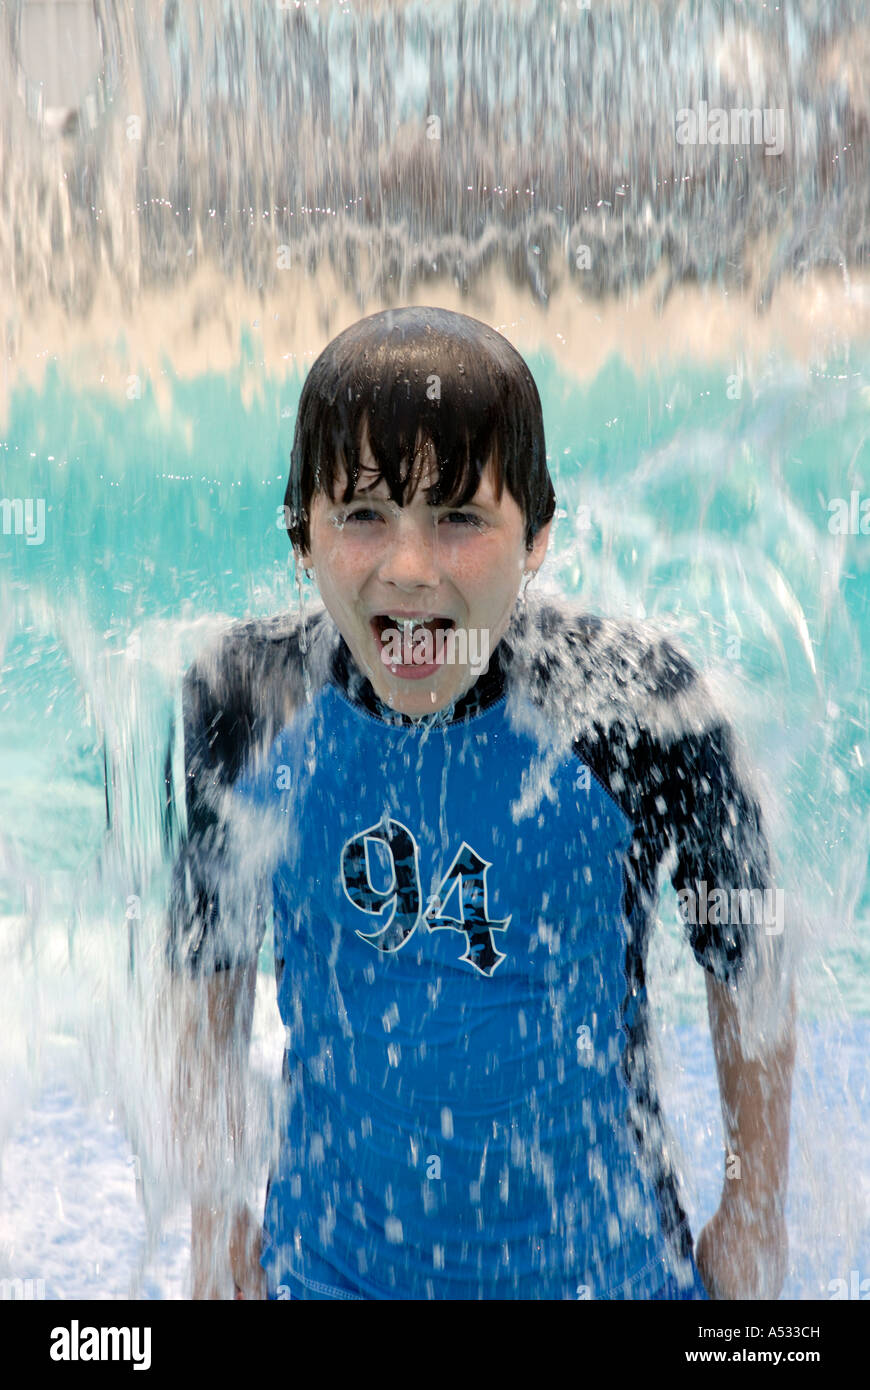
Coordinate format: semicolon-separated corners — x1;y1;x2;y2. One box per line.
377;511;441;590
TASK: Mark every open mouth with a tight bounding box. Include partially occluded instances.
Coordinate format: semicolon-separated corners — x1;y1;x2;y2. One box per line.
370;614;457;670
371;614;456;641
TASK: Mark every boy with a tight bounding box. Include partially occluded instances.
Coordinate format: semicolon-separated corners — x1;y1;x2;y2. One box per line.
168;307;794;1300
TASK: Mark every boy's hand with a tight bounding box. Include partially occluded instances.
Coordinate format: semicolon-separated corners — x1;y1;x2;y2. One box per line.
231;1204;268;1300
192;1201;267;1299
695;1196;788;1300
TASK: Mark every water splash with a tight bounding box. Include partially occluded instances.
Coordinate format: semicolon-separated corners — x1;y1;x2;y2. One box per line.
0;0;868;1303
1;0;869;333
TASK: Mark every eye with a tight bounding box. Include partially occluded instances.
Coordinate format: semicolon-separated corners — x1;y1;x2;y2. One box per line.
440;510;484;528
342;508;382;523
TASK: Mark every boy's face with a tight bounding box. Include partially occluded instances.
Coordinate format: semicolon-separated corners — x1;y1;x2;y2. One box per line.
301;435;551;717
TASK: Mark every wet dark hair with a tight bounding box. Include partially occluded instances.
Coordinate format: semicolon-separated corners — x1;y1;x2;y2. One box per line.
284;306;556;554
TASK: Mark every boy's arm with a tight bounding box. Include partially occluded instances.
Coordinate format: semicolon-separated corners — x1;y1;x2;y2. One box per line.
167;648;269;1299
171;960;266;1300
581;630;796;1301
695;975;796;1300
656;699;795;1300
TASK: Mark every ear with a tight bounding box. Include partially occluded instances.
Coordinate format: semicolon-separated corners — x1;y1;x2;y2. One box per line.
293;545;313;577
525;517;553;575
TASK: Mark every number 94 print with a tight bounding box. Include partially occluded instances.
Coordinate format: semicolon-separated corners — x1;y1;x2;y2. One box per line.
340;816;510;976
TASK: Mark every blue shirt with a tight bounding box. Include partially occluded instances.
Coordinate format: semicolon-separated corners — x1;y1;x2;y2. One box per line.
169;598;774;1299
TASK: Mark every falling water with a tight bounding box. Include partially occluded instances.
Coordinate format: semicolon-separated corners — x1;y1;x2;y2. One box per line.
0;0;868;1300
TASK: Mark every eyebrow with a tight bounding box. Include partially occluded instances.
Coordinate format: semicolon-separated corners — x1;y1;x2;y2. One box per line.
334;480;492;505
330;448;500;507
338;492;494;511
